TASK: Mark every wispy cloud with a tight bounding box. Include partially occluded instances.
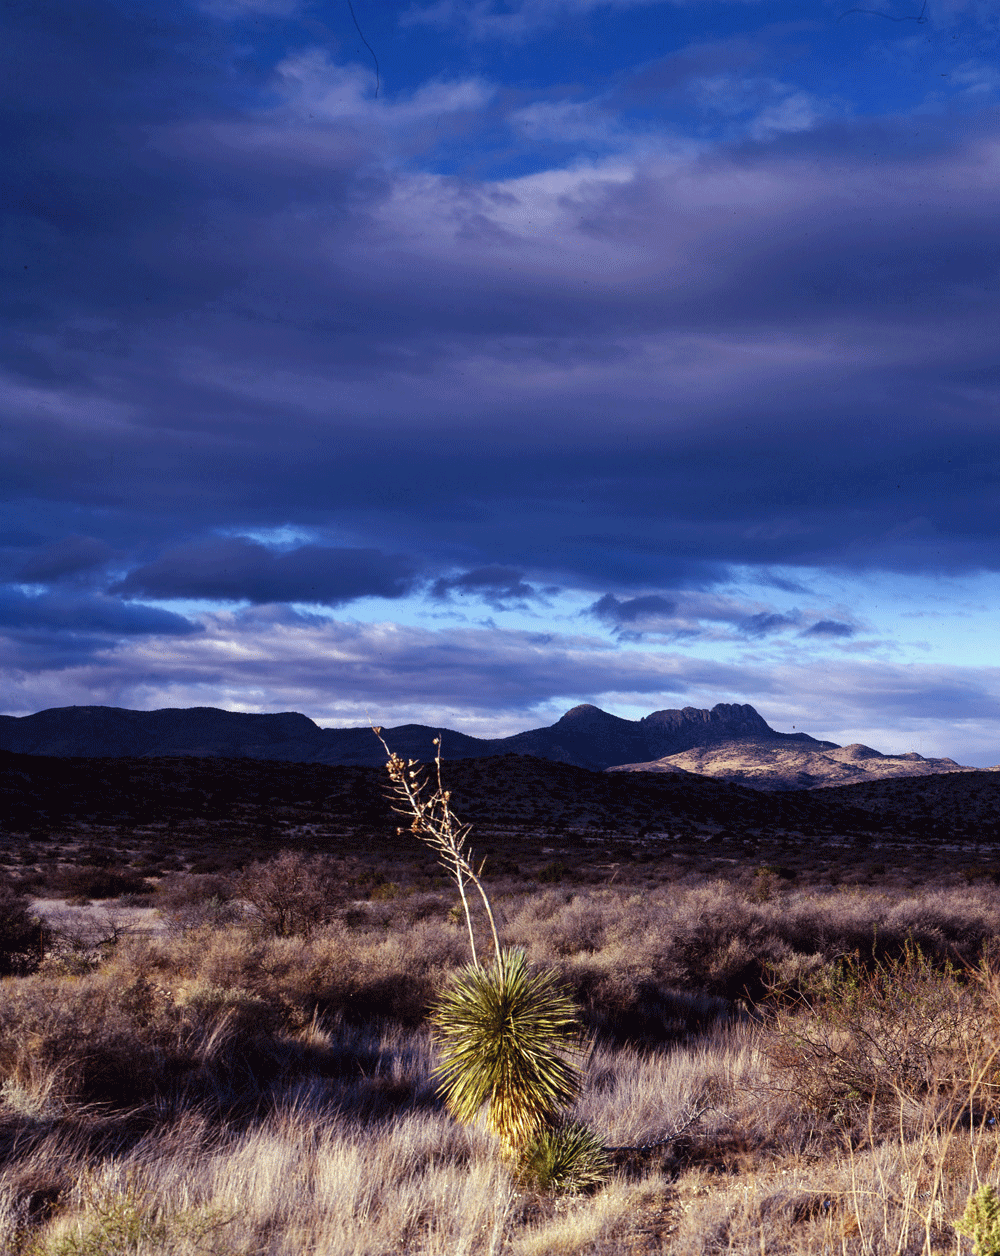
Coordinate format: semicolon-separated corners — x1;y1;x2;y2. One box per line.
402;0;769;42
199;0;302;16
273;48;493;123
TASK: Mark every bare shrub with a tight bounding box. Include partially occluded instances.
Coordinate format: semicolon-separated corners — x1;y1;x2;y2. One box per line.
155;872;232;911
236;850;341;938
154;872;242;934
762;944;1000;1132
774;885;1000;971
51;868;152;901
505;882;1000;1022
290;921;468;1025
0;938;316;1108
152;914;469;1028
5;884;1000;1255
0;877;47;976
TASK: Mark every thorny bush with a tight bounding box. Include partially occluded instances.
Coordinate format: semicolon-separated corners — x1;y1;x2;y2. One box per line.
762;943;1000;1132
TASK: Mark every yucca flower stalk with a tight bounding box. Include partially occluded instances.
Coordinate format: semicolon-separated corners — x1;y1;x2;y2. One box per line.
430;948;583;1158
374;727;499;966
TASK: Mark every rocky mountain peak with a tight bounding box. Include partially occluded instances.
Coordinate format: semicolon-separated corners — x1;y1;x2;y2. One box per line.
637;702;785;758
642;702;773;733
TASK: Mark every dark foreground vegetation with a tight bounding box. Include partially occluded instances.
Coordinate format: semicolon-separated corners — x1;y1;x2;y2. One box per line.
1;750;1000;1252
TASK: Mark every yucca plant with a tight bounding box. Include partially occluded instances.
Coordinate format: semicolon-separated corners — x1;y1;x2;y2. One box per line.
430;947;583;1157
375;727;604;1181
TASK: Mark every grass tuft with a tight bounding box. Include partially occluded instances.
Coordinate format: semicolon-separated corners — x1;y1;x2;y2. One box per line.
515;1121;611;1195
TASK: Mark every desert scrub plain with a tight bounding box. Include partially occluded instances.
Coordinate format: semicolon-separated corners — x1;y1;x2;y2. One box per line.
0;855;999;1255
4;751;1000;1253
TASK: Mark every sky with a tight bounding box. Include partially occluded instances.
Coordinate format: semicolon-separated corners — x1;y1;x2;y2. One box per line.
3;0;1000;763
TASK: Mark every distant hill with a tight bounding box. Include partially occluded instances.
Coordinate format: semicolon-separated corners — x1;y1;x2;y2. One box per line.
0;748;894;841
0;701;988;789
609;739;981;792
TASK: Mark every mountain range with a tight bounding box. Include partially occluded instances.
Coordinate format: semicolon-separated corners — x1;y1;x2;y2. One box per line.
0;702;987;790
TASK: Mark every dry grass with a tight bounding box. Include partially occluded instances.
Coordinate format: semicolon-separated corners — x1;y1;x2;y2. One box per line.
3;870;1000;1253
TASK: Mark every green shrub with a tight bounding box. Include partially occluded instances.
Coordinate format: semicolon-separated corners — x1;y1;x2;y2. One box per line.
956;1184;1000;1256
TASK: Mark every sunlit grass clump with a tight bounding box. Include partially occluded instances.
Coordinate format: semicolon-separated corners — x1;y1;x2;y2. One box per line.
516;1121;612;1195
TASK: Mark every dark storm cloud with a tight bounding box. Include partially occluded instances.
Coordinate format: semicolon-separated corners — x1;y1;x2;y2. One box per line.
4;0;1000;621
590;593;678;623
589;594;804;641
113;538;417;605
431;566;546;607
6;88;1000;591
13;535;114;583
0;589;200;637
740;611;799;638
801;619;855;638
